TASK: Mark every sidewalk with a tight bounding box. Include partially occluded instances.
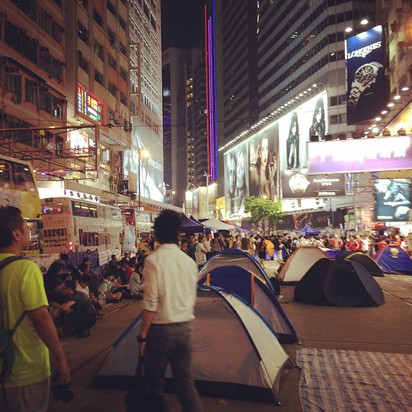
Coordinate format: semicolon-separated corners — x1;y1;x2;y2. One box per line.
48;274;412;412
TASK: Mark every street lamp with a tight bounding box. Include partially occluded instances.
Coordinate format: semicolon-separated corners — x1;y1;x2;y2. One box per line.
138;147;150;212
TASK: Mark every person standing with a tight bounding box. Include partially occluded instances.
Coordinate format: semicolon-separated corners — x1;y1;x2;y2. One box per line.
138;210;203;412
0;206;70;412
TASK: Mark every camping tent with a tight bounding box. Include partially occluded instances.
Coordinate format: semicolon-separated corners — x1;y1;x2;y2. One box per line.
341;252;384;277
179;213;204;233
374;246;412;274
297;225;321;235
294;258;385;307
279;246;329;283
198;265;298;343
202;218;233;231
198;249;276;294
93;287;290;403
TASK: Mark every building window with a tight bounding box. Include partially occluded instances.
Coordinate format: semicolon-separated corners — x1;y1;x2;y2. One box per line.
330;114;346;125
93;9;103;27
107;0;117;17
120;92;127;105
94;41;104;61
25;79;38;104
119;16;126;31
94;70;104;85
77;22;89;44
79;0;88;10
78;51;89;73
6;67;22;98
108;82;117;97
120;67;127;81
108;53;116;70
40;93;63;119
108;28;116;46
119;42;127;56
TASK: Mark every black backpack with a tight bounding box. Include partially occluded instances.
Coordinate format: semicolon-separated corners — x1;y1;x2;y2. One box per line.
0;256;27;383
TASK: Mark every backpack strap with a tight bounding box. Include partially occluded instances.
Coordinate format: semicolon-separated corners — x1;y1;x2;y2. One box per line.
0;255;28;336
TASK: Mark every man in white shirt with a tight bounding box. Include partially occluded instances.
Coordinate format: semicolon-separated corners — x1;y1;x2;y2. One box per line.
139;210;203;412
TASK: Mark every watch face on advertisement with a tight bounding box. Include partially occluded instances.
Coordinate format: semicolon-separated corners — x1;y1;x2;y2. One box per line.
355;64;375;84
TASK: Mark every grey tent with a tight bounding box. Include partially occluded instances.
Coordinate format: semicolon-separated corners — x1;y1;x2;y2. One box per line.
294;258;384;307
93;287;290;403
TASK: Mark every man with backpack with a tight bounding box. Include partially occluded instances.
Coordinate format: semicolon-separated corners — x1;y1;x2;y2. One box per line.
0;206;70;411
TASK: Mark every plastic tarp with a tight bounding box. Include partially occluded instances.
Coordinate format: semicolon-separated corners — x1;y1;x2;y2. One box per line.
179;213;204;233
202;218;233;231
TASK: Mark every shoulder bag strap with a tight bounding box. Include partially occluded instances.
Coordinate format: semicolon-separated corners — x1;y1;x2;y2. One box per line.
0;255;28;336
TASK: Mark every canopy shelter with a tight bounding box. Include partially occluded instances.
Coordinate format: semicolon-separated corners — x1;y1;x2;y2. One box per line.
294;258;385;307
179;213;204;233
93;287;291;404
202;217;233;231
297;225;321;236
198;265;298;343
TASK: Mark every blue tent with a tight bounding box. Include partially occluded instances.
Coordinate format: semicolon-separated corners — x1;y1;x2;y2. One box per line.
198;265;298;343
198;248;276;294
179;213;204;233
374;246;412;274
297;225;321;236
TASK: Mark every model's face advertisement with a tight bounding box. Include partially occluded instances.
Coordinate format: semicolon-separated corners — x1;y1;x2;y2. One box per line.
248;123;279;201
224;142;249;218
279;92;328;198
374;179;411;222
345;25;385;124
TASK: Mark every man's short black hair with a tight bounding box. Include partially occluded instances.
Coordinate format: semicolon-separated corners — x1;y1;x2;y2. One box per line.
0;206;25;248
154;210;180;244
60;253;70;261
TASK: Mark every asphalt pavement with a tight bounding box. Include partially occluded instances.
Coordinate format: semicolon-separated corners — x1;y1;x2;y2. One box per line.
48;273;412;412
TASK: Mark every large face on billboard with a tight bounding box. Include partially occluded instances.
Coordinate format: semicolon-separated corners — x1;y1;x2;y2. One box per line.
345;25;385;124
374;179;411;222
224;143;248;217
248;123;279;200
279;92;328;198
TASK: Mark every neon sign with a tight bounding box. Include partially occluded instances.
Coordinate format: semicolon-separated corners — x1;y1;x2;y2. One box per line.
77;83;103;124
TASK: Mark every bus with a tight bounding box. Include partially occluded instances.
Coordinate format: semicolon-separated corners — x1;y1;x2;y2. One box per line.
41;196;123;262
0;154;43;255
121;207;154;252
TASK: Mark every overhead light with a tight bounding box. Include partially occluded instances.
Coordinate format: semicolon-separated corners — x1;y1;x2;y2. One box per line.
375;117;382;121
381;110;388;115
345;27;353;33
387;102;395;108
401;86;409;92
360;19;369;25
394;95;401;100
372;127;380;135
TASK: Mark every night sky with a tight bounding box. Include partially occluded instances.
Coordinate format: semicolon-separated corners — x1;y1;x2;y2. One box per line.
161;0;205;50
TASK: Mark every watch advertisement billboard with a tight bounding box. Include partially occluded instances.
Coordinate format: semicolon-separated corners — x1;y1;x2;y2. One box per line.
374;179;411;222
281;171;346;199
345;25;385;124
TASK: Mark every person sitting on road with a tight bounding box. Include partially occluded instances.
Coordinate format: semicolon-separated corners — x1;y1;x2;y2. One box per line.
98;272;124;303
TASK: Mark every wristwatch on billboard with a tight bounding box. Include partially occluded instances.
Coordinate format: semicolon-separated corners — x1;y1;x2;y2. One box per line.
347;62;383;106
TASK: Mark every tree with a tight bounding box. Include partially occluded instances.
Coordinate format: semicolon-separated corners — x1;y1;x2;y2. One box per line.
244;196;284;234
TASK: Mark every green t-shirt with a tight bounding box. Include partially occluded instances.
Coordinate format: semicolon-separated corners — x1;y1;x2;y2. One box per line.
0;254;50;387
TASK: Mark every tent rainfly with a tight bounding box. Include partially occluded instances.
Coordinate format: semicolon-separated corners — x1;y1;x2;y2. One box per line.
294;258;385;307
93;287;291;404
374;246;412;274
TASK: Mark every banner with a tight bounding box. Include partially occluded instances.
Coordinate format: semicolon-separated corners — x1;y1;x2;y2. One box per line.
345;25;385;124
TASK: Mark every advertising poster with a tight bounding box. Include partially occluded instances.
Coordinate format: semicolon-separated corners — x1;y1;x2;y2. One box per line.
279;91;328;197
248;123;279;201
224;142;249;217
374;179;411;222
345;25;385;124
281;171;346;199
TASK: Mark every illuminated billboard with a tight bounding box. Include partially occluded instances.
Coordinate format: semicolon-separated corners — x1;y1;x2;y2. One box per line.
308;136;412;174
374;179;411;222
282;171;346;199
345;26;385;124
77;84;104;124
